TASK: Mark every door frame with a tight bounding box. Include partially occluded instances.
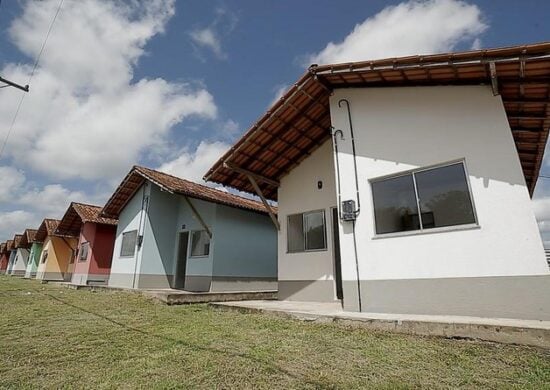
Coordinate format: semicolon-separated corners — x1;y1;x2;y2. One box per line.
173;231;190;289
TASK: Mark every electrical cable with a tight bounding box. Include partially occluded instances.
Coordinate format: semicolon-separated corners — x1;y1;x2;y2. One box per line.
0;0;64;160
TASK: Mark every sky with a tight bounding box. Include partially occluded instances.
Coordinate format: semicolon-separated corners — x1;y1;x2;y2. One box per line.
0;0;549;243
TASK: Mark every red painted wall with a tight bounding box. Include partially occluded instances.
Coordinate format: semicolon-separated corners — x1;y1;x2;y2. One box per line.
74;222;116;276
0;252;9;272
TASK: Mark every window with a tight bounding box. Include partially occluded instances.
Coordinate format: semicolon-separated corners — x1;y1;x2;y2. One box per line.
79;242;90;261
120;230;138;257
287;210;327;252
41;250;48;264
190;230;210;257
371;161;476;235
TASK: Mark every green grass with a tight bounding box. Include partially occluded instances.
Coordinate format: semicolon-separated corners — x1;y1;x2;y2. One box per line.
0;276;548;389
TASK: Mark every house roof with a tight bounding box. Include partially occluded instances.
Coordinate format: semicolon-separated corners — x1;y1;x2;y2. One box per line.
205;42;550;200
35;219;64;242
5;240;14;251
12;234;24;249
0;242;6;254
101;165;272;219
19;229;38;248
56;202;118;237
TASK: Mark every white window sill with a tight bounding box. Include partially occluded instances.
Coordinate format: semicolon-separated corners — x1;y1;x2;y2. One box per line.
372;223;480;240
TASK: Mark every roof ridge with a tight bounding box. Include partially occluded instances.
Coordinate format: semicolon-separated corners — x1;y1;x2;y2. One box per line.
135;165;265;206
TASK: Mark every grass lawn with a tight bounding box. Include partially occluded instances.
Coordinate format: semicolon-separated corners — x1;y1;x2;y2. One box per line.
0;276;549;389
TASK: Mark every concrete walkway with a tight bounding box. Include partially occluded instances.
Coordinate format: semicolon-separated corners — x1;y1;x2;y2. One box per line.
44;280;276;305
212;300;550;348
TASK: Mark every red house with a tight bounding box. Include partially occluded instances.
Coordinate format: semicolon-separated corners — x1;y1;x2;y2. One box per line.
55;202;118;286
0;242;10;274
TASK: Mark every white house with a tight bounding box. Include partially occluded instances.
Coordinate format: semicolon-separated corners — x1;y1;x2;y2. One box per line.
205;42;550;320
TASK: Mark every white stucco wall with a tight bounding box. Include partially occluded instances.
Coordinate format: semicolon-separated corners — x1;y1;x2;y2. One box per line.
277;141;339;300
108;184;149;288
11;248;29;274
329;85;549;287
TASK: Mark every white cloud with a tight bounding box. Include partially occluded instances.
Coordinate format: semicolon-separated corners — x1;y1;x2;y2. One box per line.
0;210;38;242
221;119;240;137
190;28;224;58
306;0;487;65
0;0;217;181
270;84;289;106
471;37;482;50
158;141;230;184
18;184;95;217
189;6;238;59
0;166;25;202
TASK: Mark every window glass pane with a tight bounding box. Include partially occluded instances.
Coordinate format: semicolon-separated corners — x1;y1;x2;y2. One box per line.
305;211;326;250
120;230;137;257
41;251;48;263
287;214;304;252
79;242;89;261
372;174;420;234
190;231;210;257
415;163;476;229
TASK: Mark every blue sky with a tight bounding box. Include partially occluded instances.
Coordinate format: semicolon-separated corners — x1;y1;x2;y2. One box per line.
0;0;549;242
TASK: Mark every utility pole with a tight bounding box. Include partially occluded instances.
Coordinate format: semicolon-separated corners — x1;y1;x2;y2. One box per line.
0;76;29;92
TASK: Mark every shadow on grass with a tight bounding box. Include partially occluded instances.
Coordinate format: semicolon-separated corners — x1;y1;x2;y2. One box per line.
39;291;332;389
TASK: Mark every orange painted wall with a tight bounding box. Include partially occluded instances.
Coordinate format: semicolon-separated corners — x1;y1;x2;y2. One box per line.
36;236;78;281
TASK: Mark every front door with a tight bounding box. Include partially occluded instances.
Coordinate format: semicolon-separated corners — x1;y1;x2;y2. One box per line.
332;207;344;300
173;232;189;289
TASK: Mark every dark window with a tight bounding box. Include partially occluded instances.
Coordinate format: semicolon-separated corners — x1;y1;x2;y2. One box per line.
41;250;48;264
79;242;90;261
372;161;476;235
287;214;304;253
190;230;210;257
120;230;137;257
372;174;420;234
415;163;476;229
287;210;327;252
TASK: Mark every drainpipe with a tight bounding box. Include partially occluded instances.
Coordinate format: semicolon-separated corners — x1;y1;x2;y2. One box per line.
332;98;363;312
132;183;149;289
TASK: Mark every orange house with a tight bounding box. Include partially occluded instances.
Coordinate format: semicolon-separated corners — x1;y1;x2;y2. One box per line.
35;219;78;282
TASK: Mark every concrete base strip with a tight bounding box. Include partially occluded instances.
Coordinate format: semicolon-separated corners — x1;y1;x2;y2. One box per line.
141;290;277;305
211;300;550;349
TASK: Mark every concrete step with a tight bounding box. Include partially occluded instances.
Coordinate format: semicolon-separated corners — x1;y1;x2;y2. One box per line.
142;290;277;305
212;300;550;349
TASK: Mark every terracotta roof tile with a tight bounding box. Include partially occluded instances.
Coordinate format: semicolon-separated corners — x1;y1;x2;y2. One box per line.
5;240;14;251
205;41;550;199
35;219;68;242
56;202;118;236
101;165;274;218
19;229;38;248
13;234;23;249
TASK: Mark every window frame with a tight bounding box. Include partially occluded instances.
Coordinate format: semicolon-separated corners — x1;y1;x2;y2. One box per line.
41;250;48;264
188;230;210;258
369;159;479;239
120;230;138;258
78;242;90;262
287;209;328;253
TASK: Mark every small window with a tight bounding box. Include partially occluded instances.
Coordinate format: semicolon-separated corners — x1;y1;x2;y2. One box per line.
120;230;138;257
190;230;210;257
41;250;48;264
79;242;90;262
287;210;327;252
371;161;476;235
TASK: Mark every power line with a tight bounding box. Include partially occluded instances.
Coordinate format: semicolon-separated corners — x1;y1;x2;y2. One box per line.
0;0;64;160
